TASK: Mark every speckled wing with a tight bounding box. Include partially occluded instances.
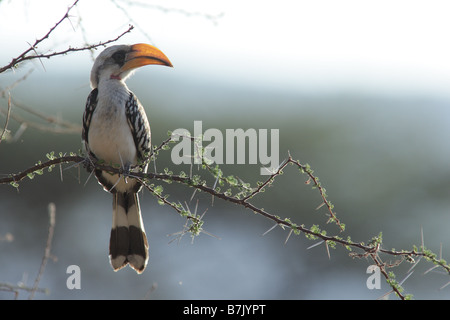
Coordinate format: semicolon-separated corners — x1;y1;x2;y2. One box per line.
124;91;151;164
82;88;99;157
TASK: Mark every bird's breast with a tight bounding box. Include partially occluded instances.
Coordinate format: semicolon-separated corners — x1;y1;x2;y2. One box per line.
88;99;137;167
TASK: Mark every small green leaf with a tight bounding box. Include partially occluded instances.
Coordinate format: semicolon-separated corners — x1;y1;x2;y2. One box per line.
10;181;19;189
46;151;55;160
154;185;163;195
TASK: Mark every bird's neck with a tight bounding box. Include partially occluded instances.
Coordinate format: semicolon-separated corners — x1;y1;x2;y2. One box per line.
97;78;130;105
97;77;128;91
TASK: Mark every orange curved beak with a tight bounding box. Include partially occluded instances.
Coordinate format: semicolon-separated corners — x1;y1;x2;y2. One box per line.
121;43;173;72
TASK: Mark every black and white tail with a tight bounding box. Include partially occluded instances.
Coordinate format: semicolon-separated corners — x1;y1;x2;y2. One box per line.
110;191;148;273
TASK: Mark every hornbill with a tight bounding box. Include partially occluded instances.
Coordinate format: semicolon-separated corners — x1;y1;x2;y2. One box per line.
82;43;172;273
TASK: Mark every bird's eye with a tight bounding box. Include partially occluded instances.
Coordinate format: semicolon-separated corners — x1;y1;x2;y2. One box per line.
112;51;126;65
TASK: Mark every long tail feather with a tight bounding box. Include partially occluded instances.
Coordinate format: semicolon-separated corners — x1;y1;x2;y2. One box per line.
110;192;148;273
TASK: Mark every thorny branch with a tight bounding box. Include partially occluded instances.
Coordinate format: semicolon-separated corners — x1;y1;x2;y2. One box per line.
0;0;80;74
0;0;134;74
1;144;449;299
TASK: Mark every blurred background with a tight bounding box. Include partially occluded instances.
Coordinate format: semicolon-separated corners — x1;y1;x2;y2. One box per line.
1;0;450;299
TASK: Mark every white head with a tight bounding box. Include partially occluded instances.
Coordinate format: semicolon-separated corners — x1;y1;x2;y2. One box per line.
90;43;173;88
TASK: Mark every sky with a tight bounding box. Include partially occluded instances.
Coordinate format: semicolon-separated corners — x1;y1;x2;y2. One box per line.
2;0;450;97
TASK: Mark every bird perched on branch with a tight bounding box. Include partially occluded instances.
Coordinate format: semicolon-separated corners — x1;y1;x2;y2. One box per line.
82;43;173;273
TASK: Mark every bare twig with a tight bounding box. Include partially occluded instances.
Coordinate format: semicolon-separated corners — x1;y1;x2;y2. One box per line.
28;203;56;300
0;93;82;136
0;0;134;73
0;0;80;73
1;24;134;74
115;0;224;25
0;282;47;300
0;93;12;143
111;0;154;43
